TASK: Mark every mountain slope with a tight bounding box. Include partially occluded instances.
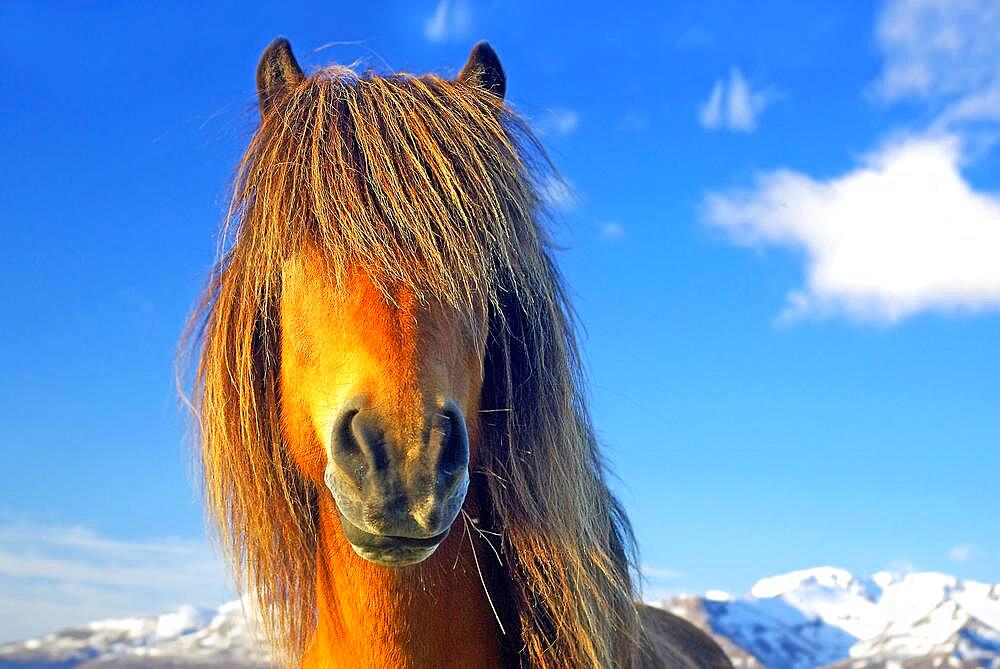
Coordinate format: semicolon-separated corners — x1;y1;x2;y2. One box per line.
657;567;1000;669
0;600;269;669
2;567;997;669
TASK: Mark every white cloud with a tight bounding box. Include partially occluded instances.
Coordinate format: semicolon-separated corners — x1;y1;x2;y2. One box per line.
875;0;1000;139
641;565;685;580
0;522;229;643
536;108;580;136
600;222;626;241
948;544;977;562
705;135;1000;322
698;80;725;129
423;0;471;43
874;0;1000;105
727;70;763;131
698;68;775;133
541;174;577;212
703;0;1000;324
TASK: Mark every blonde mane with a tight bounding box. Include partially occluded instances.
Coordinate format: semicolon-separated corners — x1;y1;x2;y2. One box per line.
184;61;639;668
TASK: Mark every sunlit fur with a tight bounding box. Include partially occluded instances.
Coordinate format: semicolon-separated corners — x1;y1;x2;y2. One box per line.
184;63;640;667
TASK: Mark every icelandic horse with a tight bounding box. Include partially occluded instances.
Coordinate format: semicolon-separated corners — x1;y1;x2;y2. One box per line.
185;36;732;669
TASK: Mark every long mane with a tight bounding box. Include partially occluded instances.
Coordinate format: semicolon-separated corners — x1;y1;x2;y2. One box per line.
184;62;639;668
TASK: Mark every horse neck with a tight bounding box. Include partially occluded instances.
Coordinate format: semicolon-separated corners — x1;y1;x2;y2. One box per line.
301;492;509;669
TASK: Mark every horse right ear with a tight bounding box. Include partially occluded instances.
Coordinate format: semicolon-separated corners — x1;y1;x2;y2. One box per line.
457;41;506;100
256;37;305;118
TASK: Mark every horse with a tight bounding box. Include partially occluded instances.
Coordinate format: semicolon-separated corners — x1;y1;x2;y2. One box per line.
184;37;732;669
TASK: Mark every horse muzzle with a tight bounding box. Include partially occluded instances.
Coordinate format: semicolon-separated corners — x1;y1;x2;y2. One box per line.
323;400;471;567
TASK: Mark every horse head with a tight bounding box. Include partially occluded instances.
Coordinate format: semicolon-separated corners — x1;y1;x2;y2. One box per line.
186;38;650;668
258;40;505;567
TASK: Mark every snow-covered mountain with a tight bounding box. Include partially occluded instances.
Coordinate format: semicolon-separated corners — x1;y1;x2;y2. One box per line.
0;600;269;668
661;567;1000;669
2;567;998;669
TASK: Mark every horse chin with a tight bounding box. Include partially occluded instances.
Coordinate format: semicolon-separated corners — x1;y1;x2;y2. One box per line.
348;541;441;567
334;507;452;568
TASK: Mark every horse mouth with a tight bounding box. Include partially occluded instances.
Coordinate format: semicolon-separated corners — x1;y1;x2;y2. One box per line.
336;509;450;567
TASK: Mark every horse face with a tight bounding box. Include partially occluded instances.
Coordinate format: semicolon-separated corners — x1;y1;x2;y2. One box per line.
280;244;486;567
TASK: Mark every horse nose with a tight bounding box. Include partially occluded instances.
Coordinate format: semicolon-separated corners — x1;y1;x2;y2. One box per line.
326;400;470;537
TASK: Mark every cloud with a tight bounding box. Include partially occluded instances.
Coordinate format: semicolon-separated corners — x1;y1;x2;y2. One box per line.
0;521;229;643
698;81;725;128
698;68;775;133
541;175;577;212
702;0;1000;324
536;108;580;137
423;0;471;43
641;565;685;580
948;544;977;563
874;0;1000;106
600;222;626;241
875;0;1000;138
704;135;1000;322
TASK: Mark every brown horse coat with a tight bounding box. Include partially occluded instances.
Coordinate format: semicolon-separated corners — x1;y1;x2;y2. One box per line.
185;36;732;669
638;604;734;668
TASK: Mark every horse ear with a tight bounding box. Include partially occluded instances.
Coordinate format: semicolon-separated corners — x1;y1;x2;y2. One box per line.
256;37;305;117
457;41;506;100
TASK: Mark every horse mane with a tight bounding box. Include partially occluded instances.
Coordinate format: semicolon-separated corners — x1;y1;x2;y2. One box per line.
183;61;639;668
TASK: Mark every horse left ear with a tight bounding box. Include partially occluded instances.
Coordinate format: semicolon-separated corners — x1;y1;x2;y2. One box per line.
256;37;305;118
457;41;506;100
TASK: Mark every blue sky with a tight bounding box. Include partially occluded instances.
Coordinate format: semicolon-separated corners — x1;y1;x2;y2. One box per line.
2;0;998;642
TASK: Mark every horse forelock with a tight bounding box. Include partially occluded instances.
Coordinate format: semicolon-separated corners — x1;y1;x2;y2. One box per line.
183;61;640;668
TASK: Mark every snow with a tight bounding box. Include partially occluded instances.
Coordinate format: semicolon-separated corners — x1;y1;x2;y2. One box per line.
1;566;998;669
705;589;732;601
154;605;215;640
0;599;269;668
666;567;1000;669
750;566;859;599
953;581;1000;629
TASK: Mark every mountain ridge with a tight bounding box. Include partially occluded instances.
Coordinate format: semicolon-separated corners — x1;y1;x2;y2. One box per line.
2;567;998;669
660;567;1000;669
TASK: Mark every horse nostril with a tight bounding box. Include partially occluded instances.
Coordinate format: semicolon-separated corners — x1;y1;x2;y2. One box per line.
434;402;470;475
350;411;391;472
329;407;392;488
334;408;361;455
